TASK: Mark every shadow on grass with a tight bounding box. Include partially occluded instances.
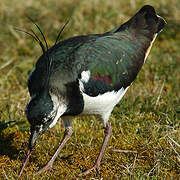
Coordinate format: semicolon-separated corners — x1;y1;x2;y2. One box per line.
0;121;19;159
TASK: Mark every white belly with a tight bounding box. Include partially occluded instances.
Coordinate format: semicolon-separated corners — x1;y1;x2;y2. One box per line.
81;87;129;125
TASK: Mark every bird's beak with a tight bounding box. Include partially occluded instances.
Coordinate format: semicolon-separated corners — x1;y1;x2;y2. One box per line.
29;129;40;151
18;129;40;177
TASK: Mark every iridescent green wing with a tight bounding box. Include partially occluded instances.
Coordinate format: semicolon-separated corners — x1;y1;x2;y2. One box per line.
75;31;145;90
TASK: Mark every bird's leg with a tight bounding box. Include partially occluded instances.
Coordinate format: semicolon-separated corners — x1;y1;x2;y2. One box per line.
79;122;112;176
34;126;73;175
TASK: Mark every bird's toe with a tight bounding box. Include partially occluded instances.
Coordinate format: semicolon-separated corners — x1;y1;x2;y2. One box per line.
34;163;53;175
78;164;100;176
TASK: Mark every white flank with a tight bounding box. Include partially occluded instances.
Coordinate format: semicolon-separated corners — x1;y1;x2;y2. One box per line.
144;34;157;62
81;87;129;125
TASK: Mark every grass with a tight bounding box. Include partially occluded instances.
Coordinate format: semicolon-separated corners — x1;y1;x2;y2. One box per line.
0;0;179;179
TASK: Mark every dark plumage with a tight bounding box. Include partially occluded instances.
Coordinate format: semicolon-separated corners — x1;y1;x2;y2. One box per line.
19;5;166;177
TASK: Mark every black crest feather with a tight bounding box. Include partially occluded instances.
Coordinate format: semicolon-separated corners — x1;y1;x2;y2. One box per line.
15;16;70;89
54;19;70;45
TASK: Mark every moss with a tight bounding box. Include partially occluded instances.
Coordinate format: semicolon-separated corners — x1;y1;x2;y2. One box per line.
0;0;179;179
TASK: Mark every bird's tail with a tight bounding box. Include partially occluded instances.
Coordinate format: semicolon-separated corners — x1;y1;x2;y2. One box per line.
113;5;166;41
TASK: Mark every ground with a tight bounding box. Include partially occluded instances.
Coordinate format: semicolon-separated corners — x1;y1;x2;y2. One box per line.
0;0;179;179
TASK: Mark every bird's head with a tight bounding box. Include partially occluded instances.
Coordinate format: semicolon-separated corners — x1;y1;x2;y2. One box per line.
26;91;59;151
18;90;67;177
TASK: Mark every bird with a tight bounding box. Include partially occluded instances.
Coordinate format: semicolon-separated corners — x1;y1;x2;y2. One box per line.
18;5;166;177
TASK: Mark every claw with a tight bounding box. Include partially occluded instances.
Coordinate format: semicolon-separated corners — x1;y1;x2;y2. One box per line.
78;165;100;176
34;163;53;175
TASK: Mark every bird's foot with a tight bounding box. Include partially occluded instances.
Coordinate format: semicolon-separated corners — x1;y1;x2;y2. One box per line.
34;163;53;175
78;164;100;176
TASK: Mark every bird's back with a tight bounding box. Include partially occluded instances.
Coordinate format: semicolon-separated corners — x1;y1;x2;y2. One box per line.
28;5;166;116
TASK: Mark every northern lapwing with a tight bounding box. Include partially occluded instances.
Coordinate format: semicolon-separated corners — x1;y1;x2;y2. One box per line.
18;5;166;177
